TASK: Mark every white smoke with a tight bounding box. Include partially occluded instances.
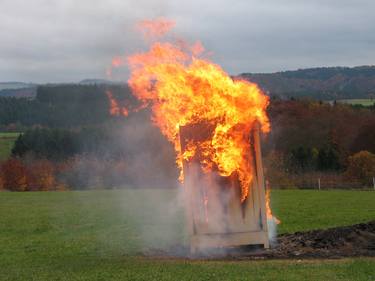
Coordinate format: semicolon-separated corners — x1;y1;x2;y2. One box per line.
267;217;278;247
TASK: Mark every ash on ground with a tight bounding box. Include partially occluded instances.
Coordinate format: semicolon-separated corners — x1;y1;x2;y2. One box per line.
141;220;375;259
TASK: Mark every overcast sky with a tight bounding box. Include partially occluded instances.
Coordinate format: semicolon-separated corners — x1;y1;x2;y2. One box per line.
1;0;375;83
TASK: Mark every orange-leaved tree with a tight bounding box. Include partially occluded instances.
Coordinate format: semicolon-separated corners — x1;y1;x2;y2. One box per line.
1;158;27;191
25;159;56;191
344;151;375;186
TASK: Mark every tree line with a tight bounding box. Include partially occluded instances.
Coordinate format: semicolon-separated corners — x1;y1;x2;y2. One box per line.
0;84;375;190
0;84;135;130
264;99;375;188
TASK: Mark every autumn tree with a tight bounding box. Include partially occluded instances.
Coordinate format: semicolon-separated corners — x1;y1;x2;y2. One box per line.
25;159;56;191
264;151;295;189
0;171;4;190
344;151;375;186
1;158;27;191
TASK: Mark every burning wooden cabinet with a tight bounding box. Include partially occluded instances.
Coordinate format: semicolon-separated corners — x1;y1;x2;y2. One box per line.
179;122;269;253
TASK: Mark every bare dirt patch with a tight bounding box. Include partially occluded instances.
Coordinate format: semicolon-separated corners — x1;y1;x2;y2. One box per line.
264;220;375;259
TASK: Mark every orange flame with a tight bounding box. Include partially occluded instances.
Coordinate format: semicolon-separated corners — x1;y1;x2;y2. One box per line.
137;18;176;39
125;19;270;202
266;187;280;224
106;91;129;117
112;56;125;67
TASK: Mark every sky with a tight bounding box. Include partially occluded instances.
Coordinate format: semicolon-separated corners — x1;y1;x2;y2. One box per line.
1;0;375;83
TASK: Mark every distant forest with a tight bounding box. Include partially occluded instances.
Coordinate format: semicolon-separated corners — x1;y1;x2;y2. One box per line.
1;83;375;191
240;65;375;100
0;84;136;129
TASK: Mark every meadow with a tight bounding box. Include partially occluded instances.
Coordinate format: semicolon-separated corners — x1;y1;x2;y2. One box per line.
336;99;375;106
0;132;20;160
0;189;374;281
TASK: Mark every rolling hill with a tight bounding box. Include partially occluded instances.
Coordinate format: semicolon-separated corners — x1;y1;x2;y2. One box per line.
239;66;375;100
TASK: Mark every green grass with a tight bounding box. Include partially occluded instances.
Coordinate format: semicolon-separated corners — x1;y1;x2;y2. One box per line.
0;189;374;281
336;99;375;106
272;190;375;234
0;132;20;160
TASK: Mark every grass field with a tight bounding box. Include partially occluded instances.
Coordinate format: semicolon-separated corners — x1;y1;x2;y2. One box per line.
0;189;374;281
0;132;20;160
336;99;375;106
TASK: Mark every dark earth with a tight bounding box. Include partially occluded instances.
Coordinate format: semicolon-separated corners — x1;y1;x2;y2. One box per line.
263;220;375;259
142;220;375;259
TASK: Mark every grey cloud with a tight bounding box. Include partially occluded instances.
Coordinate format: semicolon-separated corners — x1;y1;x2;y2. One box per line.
0;0;374;82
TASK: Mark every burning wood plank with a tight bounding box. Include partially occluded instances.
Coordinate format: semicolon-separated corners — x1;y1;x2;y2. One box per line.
180;121;269;253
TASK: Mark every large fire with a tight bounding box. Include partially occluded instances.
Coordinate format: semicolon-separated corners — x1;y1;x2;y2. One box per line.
110;18;270;203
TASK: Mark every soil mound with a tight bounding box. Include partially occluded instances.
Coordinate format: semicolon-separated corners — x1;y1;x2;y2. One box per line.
266;220;375;258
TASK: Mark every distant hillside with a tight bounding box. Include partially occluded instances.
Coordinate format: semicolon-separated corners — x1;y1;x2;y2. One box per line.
0;80;124;98
0;82;36;98
79;79;123;85
0;82;35;90
239;66;375;100
0;88;37;98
